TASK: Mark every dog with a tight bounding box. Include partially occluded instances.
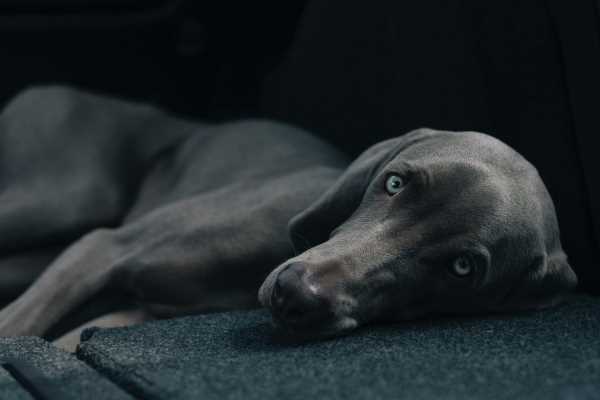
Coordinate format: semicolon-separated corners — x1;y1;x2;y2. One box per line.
0;86;577;342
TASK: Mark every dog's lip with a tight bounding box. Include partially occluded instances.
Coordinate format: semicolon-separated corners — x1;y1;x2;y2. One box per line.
270;314;359;340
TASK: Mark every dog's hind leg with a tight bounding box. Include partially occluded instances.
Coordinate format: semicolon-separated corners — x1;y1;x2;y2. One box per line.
0;86;196;253
0;247;63;303
0;229;126;337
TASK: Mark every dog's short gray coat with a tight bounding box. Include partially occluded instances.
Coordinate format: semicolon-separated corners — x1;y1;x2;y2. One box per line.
0;86;576;339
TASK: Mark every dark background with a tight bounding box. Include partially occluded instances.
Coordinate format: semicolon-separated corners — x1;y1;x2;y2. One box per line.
1;0;599;293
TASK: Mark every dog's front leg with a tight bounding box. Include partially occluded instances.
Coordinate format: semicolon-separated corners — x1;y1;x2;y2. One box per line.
0;229;124;337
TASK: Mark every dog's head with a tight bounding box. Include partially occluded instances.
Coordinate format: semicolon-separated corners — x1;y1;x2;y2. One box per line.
259;129;577;337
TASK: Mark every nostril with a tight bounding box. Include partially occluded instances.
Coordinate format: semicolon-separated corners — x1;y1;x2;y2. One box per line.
279;262;305;281
283;305;306;321
278;292;314;325
273;263;304;298
272;278;285;307
271;264;312;316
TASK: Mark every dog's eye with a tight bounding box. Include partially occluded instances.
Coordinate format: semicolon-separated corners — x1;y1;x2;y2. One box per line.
450;256;473;277
385;174;405;195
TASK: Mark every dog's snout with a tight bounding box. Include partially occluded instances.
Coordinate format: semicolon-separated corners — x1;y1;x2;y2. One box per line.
271;262;332;328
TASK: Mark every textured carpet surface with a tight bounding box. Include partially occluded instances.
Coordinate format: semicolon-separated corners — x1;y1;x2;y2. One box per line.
0;336;131;399
77;295;600;400
0;365;32;400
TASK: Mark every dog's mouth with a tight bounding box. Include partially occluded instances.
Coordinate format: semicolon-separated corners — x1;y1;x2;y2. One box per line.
269;314;359;341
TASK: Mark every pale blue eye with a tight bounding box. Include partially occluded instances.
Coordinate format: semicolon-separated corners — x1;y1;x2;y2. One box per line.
451;257;473;277
385;174;405;195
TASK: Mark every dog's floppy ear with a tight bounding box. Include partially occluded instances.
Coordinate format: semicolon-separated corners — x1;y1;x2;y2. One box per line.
288;128;437;253
506;250;578;310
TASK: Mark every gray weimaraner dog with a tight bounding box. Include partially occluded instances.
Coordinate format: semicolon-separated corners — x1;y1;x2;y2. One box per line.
0;86;577;341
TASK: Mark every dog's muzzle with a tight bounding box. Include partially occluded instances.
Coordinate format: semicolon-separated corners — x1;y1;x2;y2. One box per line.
267;262;336;331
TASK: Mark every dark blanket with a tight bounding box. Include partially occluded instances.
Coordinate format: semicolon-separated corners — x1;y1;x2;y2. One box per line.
77;295;600;400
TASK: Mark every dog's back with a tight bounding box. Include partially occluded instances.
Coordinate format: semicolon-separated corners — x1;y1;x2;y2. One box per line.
0;86;348;337
126;119;347;222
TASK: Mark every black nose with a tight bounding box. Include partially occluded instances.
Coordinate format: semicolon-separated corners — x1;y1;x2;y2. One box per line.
271;262;331;328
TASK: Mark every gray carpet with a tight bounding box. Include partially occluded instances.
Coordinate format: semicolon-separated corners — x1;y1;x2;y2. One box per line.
0;336;131;399
77;295;600;400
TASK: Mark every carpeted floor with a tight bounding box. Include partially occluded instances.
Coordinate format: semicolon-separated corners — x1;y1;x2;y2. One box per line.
76;295;600;400
0;336;129;399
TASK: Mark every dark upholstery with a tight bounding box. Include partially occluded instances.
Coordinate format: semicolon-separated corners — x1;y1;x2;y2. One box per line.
77;295;600;400
0;336;130;399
